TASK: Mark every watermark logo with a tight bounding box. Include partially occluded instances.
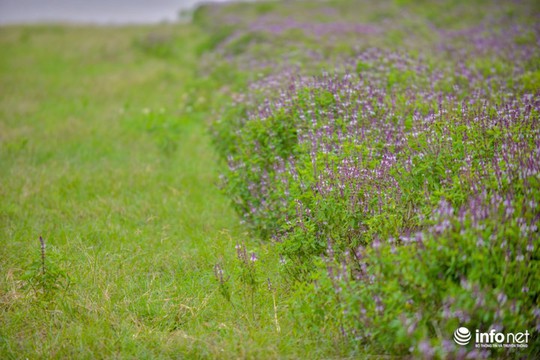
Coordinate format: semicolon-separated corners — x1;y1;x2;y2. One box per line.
453;327;471;345
453;327;530;348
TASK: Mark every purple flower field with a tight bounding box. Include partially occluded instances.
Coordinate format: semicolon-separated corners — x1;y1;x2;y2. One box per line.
196;0;540;357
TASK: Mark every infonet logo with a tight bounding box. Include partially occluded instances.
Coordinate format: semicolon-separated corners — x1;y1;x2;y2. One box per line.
453;327;471;345
454;327;530;348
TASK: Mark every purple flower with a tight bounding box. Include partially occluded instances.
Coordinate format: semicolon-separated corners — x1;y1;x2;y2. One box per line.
418;341;435;358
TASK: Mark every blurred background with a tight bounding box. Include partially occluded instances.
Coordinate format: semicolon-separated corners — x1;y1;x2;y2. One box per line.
0;0;241;24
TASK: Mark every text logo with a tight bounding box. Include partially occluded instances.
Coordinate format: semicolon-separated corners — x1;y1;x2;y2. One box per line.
453;327;530;348
454;327;472;345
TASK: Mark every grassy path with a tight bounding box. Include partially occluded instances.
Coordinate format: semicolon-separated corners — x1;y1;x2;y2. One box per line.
0;25;275;358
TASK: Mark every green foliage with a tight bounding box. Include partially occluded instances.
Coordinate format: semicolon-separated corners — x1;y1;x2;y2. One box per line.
226;32;271;56
126;107;186;155
196;25;236;55
133;32;180;59
0;24;286;359
208;1;539;356
2;0;540;358
521;70;540;92
254;2;278;15
22;239;71;298
293;202;540;357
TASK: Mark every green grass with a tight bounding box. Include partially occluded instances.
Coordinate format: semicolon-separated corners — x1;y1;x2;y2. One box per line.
0;24;307;359
5;1;536;358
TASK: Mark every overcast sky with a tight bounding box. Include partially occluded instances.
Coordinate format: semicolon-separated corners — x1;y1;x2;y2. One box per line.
0;0;232;24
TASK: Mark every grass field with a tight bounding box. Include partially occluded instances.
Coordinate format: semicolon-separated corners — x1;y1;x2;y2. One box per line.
0;24;284;358
1;1;539;359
